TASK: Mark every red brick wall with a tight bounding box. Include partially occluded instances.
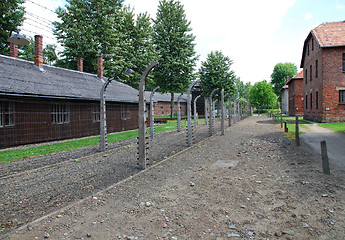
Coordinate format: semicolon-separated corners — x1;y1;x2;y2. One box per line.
288;78;304;115
321;47;345;122
154;102;187;116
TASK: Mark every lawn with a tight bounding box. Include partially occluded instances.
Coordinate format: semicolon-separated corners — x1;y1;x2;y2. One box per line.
1;118;206;163
319;122;345;133
273;115;312;138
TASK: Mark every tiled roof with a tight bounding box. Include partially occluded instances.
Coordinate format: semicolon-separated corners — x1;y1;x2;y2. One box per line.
312;21;345;47
292;70;303;79
0;55;140;103
286;70;303;85
300;21;345;67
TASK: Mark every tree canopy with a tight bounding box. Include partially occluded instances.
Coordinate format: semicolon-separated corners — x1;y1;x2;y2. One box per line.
271;62;297;97
53;0;127;75
152;0;197;116
234;77;251;100
249;80;277;109
199;50;236;100
0;0;25;55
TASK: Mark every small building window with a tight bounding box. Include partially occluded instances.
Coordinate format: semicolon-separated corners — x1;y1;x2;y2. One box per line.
0;102;15;127
343;53;345;72
121;105;130;120
315;60;318;78
312;38;314;51
305;69;308;83
305;95;308;109
340;90;345;103
307;44;310;56
51;104;70;124
93;105;100;122
316;91;319;109
310;93;313;110
310;65;312;81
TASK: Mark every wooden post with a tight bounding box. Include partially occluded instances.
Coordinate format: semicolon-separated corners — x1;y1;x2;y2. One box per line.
320;141;331;175
295;116;300;146
280;113;283;128
284;121;288;132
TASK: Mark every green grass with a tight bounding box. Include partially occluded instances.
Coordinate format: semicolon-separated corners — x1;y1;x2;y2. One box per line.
0;118;204;163
273;115;312;138
319;122;345;133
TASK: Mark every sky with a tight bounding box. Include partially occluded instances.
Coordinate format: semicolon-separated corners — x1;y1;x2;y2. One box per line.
21;0;345;84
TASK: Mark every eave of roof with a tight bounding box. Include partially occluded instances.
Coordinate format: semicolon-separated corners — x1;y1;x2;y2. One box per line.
300;21;345;68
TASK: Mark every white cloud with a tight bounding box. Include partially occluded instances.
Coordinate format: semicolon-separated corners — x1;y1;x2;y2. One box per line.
125;0;296;84
304;12;313;20
21;0;65;49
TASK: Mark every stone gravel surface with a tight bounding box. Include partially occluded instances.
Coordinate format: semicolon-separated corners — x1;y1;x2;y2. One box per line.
2;116;345;240
0;120;221;237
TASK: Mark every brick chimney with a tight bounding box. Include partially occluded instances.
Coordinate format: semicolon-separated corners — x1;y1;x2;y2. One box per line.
34;35;43;69
10;43;18;58
77;57;83;72
286;76;290;83
97;55;103;79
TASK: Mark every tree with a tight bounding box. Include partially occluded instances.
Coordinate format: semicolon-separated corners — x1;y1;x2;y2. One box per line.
271;62;297;98
0;0;25;55
234;77;251;100
199;51;236;100
120;10;157;89
249;80;277;110
53;0;127;76
153;0;197;117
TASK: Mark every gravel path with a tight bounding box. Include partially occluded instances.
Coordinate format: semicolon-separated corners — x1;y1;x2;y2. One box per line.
3;116;345;239
0;121;221;236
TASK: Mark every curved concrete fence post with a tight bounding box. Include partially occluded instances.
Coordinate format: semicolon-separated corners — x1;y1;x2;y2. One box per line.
138;61;159;170
177;93;184;132
150;86;160;139
187;80;201;146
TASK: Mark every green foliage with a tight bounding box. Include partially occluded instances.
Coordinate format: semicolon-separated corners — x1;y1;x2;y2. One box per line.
249;80;277;109
53;0;127;75
120;10;158;89
199;50;236;100
234;77;251;100
271;62;297;97
152;0;197;112
0;0;25;54
319;122;345;133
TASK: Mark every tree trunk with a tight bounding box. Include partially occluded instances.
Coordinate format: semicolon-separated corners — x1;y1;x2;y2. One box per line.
170;92;174;118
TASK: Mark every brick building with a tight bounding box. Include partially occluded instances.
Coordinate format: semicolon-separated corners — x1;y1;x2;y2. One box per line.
0;35;142;148
286;71;304;116
300;21;345;122
145;92;187;117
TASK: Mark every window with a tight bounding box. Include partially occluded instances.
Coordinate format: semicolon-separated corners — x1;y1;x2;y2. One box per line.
305;69;308;83
93;105;100;122
310;93;313;110
121;105;130;120
316;59;318;78
316;91;319;109
305;95;308;109
0;102;15;127
51;104;70;124
343;53;345;72
312;38;314;51
340;90;345;103
307;44;310;56
310;65;312;81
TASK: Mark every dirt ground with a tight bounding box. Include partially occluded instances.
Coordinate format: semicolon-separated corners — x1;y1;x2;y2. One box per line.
3;116;345;240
